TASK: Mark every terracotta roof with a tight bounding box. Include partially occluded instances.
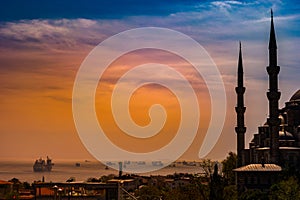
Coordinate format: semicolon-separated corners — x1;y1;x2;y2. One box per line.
233;164;282;172
0;180;12;185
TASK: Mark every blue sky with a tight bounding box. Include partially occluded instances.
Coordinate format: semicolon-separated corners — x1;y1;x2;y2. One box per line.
0;0;299;160
0;0;203;20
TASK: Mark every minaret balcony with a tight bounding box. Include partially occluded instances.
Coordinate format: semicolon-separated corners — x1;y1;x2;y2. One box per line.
235;106;246;113
235;86;245;94
235;126;246;134
267;91;281;101
267;65;280;75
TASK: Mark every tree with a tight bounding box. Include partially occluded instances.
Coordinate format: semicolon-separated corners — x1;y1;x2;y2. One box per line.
135;186;162;200
99;174;115;182
164;179;210;200
23;182;31;189
222;152;237;185
209;164;224;200
223;185;237;200
270;176;300;200
199;159;214;178
239;189;268;200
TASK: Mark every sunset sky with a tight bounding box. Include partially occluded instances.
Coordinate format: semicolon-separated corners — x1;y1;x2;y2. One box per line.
0;0;299;161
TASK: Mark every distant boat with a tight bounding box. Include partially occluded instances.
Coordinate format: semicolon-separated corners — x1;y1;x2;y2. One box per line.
168;162;176;167
106;162;115;166
75;163;81;167
152;161;163;166
137;161;146;165
33;156;54;172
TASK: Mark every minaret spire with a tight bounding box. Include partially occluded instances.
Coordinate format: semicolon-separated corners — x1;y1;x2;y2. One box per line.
266;10;281;164
269;9;277;66
235;41;246;167
238;41;243;87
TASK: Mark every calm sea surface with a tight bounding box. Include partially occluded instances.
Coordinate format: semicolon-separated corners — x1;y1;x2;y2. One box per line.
0;160;203;183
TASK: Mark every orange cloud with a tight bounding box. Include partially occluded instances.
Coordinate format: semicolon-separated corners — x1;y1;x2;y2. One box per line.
95;49;211;156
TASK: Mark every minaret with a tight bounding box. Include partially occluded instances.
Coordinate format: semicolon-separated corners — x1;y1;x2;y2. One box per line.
235;42;246;167
266;10;281;164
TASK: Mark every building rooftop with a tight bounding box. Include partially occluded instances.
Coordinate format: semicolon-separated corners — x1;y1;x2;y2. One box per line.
279;147;300;150
234;164;282;172
290;89;300;101
0;180;12;185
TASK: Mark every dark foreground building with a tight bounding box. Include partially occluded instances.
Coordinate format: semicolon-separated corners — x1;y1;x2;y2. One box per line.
33;182;120;200
234;10;300;193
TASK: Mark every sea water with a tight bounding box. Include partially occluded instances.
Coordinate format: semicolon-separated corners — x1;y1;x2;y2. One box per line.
0;160;203;183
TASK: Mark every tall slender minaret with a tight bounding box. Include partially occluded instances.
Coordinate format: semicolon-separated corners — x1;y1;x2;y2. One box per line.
266;10;281;164
235;42;246;167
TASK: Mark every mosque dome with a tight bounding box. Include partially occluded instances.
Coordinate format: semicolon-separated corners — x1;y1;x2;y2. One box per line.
279;130;294;140
290;89;300;101
278;114;294;140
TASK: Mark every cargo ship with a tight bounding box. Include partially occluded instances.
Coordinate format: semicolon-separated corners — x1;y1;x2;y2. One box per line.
33;156;54;172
